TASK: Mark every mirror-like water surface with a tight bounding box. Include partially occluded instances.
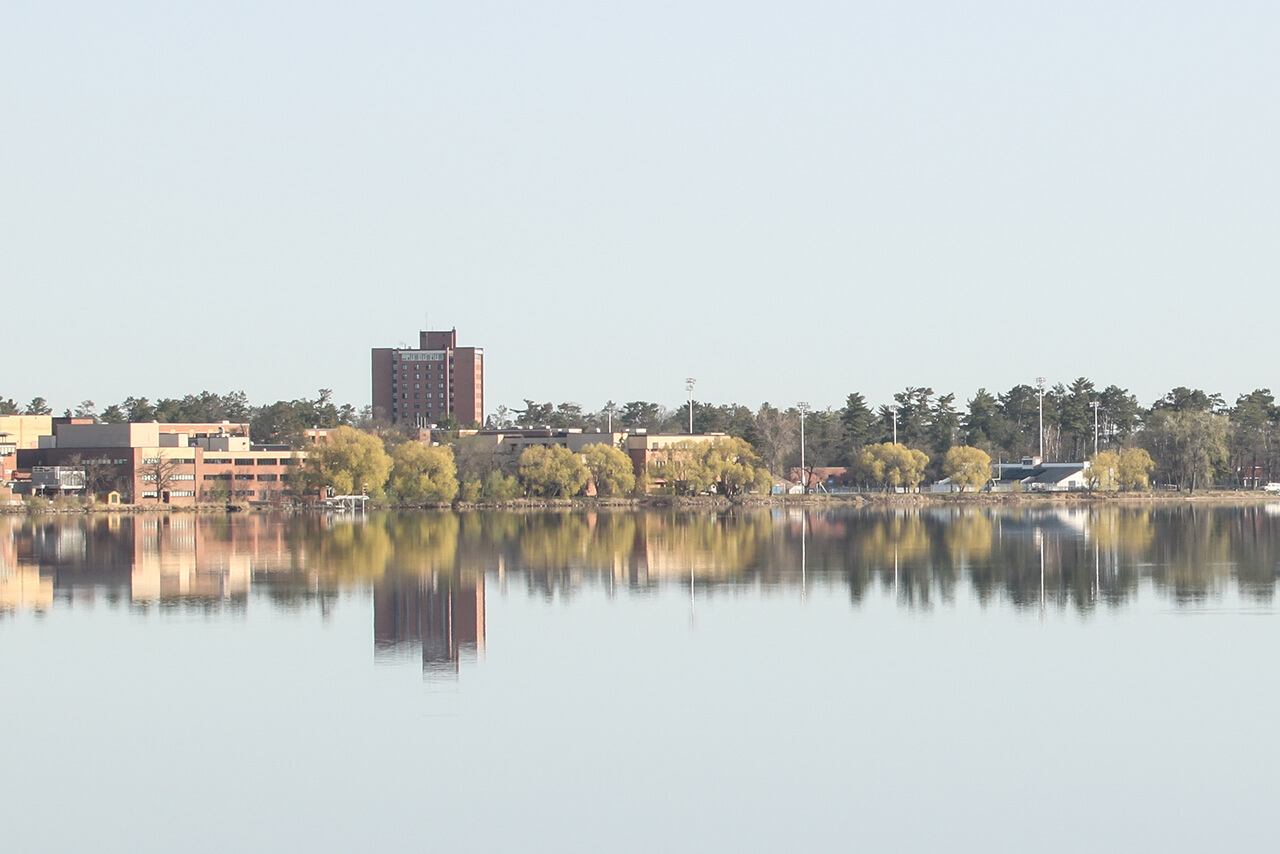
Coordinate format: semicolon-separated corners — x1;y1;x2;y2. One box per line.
2;505;1278;852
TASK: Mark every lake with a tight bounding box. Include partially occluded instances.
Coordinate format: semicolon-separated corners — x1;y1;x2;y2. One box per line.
2;504;1278;852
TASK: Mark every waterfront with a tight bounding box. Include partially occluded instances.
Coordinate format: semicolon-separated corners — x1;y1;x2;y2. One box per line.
3;506;1279;852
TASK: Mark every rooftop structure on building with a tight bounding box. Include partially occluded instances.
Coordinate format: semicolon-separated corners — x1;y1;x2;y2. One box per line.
372;328;484;428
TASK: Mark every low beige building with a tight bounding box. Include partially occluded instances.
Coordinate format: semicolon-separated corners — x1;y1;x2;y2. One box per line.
472;428;625;458
19;422;305;505
626;432;728;492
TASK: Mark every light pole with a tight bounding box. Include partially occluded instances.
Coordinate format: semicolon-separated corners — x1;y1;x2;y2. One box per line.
1091;400;1101;457
1036;377;1046;461
891;406;899;445
685;378;696;434
604;400;617;433
798;402;810;493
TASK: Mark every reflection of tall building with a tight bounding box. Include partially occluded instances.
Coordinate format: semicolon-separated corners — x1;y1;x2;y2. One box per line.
373;575;485;673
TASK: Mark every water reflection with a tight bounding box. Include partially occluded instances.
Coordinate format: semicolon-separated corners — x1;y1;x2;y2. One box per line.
4;504;1280;642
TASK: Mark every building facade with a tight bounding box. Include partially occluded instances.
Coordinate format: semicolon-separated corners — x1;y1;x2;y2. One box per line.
372;328;484;427
17;422;304;505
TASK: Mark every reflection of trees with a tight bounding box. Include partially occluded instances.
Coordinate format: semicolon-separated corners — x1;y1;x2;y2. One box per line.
288;515;394;584
850;514;942;608
638;511;767;582
10;505;1280;618
944;512;993;566
385;513;460;575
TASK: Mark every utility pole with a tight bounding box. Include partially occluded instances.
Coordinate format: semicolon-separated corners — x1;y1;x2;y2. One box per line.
1036;377;1047;461
798;402;810;493
685;378;696;434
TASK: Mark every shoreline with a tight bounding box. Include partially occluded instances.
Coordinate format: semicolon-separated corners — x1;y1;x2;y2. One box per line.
6;489;1279;515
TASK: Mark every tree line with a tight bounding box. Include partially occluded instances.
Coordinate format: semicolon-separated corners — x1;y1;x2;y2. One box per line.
301;428;775;504
0;390;376;447
10;378;1280;492
492;381;1280;491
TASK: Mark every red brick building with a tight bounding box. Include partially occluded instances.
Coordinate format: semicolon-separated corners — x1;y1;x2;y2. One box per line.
371;328;484;427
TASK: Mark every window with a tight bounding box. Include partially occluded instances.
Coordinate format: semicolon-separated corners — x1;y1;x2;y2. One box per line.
172;474;195;481
233;490;255;497
256;473;278;482
142;491;158;498
204;458;231;465
173;458;194;465
235;474;254;481
203;474;231;481
234;459;254;466
170;491;195;498
282;458;299;466
256;459;277;466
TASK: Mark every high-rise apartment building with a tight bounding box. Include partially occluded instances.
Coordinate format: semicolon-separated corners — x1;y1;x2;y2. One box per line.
371;329;484;427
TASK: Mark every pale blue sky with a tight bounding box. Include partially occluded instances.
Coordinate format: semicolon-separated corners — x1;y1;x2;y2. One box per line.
4;1;1277;416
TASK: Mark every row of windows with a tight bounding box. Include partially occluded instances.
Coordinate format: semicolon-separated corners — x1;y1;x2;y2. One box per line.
202;474;292;482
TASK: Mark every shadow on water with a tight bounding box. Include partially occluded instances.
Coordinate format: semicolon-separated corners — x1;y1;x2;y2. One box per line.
4;504;1280;669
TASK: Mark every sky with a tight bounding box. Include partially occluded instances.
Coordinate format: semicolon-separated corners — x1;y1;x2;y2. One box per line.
4;1;1279;417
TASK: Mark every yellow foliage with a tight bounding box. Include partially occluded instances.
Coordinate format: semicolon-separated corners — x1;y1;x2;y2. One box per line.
942;446;992;492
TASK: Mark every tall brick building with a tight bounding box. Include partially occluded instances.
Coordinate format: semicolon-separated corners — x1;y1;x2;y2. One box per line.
371;328;484;427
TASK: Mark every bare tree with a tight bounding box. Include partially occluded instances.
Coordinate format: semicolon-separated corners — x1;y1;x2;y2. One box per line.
754;403;798;477
137;454;181;502
63;453;127;501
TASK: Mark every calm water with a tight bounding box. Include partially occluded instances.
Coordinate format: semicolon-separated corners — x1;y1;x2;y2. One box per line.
3;505;1279;852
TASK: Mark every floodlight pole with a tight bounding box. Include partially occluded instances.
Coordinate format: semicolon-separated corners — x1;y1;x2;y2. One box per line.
1091;400;1101;456
798;402;810;493
685;378;696;434
1036;377;1047;461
